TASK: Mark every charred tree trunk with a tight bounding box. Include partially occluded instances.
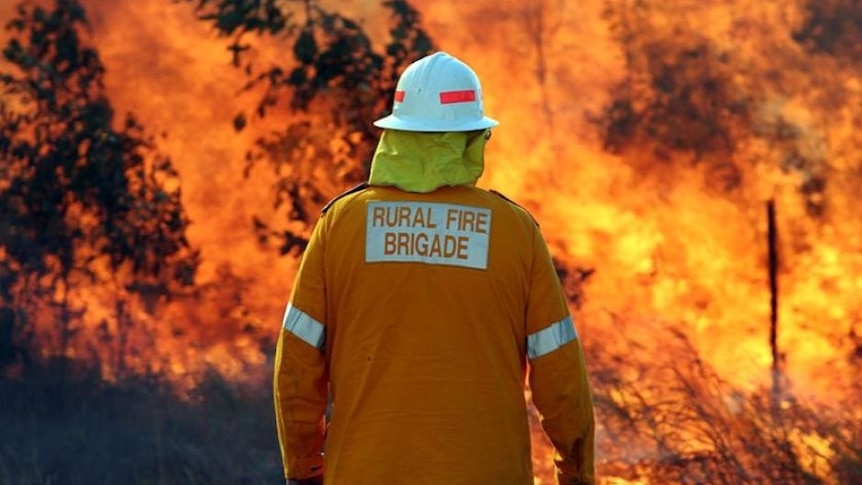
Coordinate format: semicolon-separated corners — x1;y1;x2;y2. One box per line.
0;307;15;370
767;199;781;411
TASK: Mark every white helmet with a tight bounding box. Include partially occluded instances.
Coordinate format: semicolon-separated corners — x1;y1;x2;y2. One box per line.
374;52;499;132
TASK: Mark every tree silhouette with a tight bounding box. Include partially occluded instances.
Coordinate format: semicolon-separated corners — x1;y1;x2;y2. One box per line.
599;1;749;178
187;0;434;254
598;0;827;215
793;0;862;62
0;0;198;372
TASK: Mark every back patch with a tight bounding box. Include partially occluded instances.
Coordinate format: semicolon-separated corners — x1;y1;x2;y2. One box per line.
365;201;492;270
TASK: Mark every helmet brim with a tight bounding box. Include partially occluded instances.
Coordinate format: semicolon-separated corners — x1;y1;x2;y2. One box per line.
373;115;499;132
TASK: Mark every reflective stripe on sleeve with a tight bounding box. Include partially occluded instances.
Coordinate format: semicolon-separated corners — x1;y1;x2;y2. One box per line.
282;303;325;350
527;315;578;360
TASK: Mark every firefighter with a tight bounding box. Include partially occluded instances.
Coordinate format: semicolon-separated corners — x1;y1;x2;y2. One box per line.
274;51;596;485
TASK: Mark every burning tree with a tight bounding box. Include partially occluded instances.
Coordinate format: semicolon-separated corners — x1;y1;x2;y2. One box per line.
599;0;829;216
0;0;198;378
793;0;862;61
186;0;434;254
581;1;862;483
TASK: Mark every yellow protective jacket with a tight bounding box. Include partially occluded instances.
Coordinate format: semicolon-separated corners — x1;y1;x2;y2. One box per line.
274;130;595;485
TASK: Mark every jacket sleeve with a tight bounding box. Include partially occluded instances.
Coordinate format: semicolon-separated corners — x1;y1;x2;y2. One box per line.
525;225;596;485
274;217;329;480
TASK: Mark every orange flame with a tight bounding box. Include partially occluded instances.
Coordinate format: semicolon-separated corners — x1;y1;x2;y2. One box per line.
2;0;860;482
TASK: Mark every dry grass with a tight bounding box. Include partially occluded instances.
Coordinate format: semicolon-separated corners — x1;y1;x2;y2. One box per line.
1;329;859;485
0;363;282;485
588;327;862;485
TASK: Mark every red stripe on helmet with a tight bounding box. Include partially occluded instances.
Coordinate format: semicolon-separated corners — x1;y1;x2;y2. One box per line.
439;90;476;104
394;90;405;102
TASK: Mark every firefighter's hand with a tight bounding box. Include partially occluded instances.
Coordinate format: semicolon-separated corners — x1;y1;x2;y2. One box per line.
287;476;323;485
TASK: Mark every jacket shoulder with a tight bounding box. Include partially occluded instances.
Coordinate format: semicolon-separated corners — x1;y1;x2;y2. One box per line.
321;182;369;214
488;189;539;226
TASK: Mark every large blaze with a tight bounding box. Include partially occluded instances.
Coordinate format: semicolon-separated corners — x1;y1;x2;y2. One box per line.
1;0;860;483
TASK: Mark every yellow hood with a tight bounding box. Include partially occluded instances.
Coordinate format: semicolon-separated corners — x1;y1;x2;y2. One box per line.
368;130;488;193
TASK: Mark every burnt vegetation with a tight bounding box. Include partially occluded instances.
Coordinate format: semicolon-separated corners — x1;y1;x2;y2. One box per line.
0;369;283;484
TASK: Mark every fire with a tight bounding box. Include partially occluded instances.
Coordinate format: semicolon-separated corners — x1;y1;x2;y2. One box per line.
2;0;860;483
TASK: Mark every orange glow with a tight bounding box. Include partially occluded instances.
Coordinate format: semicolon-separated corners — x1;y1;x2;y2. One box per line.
2;0;860;483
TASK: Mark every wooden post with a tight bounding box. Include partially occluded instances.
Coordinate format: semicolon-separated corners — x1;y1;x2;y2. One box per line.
767;199;781;408
0;307;15;369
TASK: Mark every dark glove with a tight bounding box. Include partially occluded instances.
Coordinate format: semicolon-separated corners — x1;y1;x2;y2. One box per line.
286;476;323;485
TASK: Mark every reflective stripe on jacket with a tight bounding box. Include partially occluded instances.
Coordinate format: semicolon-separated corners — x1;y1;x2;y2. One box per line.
274;182;595;484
